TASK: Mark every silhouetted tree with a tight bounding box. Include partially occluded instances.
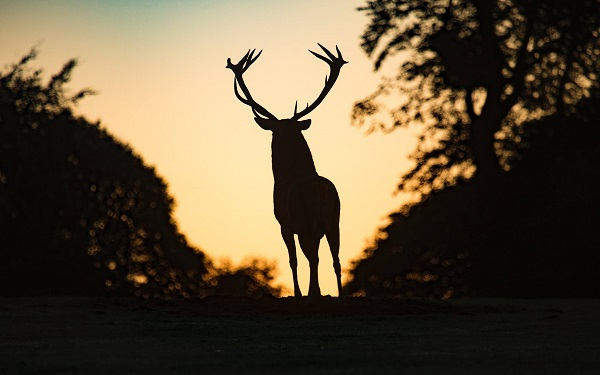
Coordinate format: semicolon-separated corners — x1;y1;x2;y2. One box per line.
0;49;208;297
345;90;600;298
353;0;600;195
348;1;600;297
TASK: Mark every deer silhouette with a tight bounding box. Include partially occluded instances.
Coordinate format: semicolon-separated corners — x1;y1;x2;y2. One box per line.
226;44;347;300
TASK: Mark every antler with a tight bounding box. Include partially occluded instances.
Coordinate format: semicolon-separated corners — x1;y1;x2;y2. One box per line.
291;44;348;120
226;49;277;120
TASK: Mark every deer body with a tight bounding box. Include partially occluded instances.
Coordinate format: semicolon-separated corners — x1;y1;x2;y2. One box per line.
268;121;341;297
227;45;347;299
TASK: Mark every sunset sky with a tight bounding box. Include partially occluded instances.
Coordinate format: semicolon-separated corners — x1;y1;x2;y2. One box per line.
0;0;417;296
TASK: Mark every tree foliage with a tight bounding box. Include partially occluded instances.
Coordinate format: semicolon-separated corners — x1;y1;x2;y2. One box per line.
0;49;208;297
353;0;600;196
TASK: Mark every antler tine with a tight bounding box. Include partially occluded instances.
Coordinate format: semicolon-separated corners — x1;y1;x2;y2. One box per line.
248;49;262;66
335;45;344;60
241;49;252;68
318;43;337;60
308;44;348;67
291;44;348;120
242;49;262;73
308;49;332;65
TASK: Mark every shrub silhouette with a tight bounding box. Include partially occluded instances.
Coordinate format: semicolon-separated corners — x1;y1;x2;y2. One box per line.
0;49;208;297
204;258;284;298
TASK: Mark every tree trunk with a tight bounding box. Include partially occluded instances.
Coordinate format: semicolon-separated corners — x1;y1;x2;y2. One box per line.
469;0;505;185
469;104;502;185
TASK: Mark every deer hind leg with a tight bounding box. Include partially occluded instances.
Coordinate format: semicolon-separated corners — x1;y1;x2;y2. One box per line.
326;225;343;300
298;234;321;299
281;226;302;298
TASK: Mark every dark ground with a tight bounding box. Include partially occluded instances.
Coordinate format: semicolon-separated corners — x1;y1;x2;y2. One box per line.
0;296;598;374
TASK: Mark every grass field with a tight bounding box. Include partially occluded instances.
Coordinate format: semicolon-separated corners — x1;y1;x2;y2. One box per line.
1;296;599;374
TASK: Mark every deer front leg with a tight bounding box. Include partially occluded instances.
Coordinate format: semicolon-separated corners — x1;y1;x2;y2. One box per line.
281;226;302;298
299;235;321;300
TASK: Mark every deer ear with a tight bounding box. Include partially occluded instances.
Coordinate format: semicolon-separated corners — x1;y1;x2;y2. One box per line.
254;117;274;131
297;119;312;130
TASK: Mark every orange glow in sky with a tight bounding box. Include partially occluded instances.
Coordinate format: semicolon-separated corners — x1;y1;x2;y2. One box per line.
1;1;416;296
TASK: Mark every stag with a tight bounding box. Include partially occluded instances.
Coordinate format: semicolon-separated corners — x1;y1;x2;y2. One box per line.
226;44;347;300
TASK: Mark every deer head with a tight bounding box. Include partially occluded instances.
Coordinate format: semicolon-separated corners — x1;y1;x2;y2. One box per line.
226;44;347;132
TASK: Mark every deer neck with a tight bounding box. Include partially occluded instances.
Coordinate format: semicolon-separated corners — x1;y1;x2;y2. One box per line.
271;132;317;185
